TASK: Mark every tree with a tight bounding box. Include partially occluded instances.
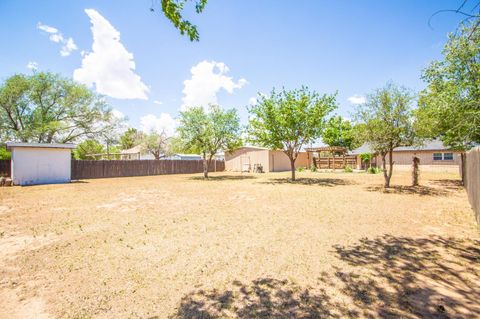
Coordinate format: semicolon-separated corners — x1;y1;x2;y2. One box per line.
0;72;119;144
119;128;140;150
151;0;207;41
322;115;357;150
415;21;479;151
140;131;171;160
355;83;415;188
0;146;11;160
177;105;242;178
248;87;337;181
74;139;105;160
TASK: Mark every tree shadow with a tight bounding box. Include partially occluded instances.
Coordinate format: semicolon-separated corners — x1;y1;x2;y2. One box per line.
333;235;480;318
259;177;355;187
430;179;464;191
189;175;257;181
169;235;480;319
365;185;449;196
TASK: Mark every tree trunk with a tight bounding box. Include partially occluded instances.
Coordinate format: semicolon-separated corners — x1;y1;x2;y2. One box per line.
290;156;296;181
387;149;394;187
381;152;390;188
203;152;208;179
412;156;420;186
460;152;466;186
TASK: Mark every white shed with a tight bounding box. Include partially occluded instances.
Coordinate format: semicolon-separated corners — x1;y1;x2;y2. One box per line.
6;143;76;186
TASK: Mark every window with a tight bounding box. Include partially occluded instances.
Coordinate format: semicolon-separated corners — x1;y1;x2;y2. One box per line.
433;152;454;161
443;153;453;160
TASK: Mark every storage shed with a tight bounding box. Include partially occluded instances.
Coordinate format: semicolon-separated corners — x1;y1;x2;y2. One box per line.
6;143;76;186
225;146;308;172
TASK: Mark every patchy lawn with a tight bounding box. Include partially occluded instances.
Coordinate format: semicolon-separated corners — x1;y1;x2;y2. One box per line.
0;170;479;318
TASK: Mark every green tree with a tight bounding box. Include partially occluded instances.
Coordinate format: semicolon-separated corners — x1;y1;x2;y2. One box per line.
74;140;105;160
152;0;207;41
140;131;172;160
322;115;357;150
355;83;415;188
415;21;480;151
177;105;242;178
0;72;119;144
248;87;337;181
119;128;140;150
0;146;11;160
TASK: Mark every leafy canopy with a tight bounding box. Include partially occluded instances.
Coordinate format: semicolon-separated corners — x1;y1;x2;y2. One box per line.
0;72;119;144
322;115;357;150
119;128;142;150
140;131;172;160
248;87;337;158
73;139;105;160
415;21;480;150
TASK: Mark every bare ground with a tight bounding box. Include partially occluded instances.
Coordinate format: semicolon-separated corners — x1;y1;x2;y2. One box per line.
0;170;479;319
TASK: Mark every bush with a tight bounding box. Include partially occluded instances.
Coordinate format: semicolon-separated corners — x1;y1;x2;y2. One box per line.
344;165;353;173
297;166;305;172
0;147;11;160
367;166;381;174
310;164;317;172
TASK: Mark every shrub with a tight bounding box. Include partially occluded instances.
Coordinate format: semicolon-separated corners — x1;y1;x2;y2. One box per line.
344;165;353;173
367;166;381;174
310;164;317;172
297;166;305;172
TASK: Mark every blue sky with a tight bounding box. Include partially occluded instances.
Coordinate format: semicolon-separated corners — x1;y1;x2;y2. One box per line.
0;0;467;134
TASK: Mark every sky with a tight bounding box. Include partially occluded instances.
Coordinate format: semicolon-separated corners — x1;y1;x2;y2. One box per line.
0;0;470;135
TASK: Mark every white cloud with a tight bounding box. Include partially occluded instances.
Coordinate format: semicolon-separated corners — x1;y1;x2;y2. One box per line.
181;60;247;110
37;22;77;57
26;61;38;71
347;95;366;105
140;113;176;136
154;100;163;105
73;9;149;100
248;97;257;106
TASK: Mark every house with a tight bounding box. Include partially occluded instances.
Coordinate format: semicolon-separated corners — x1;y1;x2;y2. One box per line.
6;142;76;185
350;140;462;172
120;146;202;161
225;146;309;172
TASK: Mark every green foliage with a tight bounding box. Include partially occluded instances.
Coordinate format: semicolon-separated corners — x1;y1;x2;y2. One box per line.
297;166;305;172
0;147;11;160
415;21;480;150
248;87;337;180
344;165;353;173
367;166;381;174
74;140;105;160
0;72;120;144
359;153;372;163
355;83;415;187
139;132;172;160
310;164;317;172
177;105;242;177
154;0;207;41
322;116;357;150
119;128;141;150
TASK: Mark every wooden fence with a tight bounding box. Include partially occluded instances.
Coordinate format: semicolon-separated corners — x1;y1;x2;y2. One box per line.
314;156;357;169
0;160;11;177
464;147;480;223
71;159;225;180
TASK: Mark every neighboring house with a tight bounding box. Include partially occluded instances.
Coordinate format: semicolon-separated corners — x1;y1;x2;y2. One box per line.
163;154;202;160
225;146;309;172
6;142;76;185
120;146;202;161
350;139;462;172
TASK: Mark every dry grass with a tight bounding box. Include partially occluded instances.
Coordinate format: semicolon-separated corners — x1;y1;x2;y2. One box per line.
0;170;479;318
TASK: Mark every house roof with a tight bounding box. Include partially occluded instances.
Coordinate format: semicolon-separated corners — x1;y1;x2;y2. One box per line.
121;145;142;154
6;142;76;150
349;139;451;155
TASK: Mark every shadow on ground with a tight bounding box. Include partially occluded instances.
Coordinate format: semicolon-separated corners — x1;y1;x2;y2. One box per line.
430;179;464;191
259;177;355;187
189;175;257;181
365;185;450;196
169;235;480;319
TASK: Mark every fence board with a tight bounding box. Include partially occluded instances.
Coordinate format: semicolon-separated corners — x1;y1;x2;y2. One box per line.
0;160;11;177
71;159;225;180
464;147;480;223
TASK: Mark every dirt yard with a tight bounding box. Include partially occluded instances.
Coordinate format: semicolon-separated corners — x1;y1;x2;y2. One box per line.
0;170;479;319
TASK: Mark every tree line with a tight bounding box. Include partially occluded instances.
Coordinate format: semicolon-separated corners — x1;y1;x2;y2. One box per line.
0;20;478;185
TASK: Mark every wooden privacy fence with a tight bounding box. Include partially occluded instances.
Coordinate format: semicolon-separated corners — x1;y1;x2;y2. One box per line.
313;155;357;169
464;147;480;223
71;159;225;180
0;160;11;177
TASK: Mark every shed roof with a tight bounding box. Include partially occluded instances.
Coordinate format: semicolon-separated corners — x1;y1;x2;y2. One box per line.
6;142;76;150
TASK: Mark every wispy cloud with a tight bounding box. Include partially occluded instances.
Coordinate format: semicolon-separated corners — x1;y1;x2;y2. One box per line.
26;61;38;71
37;22;77;57
140;113;176;136
154;100;163;105
347;95;366;105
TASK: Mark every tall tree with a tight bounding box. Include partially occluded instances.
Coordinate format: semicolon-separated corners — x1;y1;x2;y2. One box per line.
355;83;415;188
140;131;171;160
0;72;119;144
119;128;140;150
73;139;105;160
151;0;207;41
415;21;479;151
177;105;242;178
322;115;357;150
248;87;337;181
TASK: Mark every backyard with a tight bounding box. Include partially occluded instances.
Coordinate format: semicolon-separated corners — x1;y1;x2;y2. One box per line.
0;170;479;319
